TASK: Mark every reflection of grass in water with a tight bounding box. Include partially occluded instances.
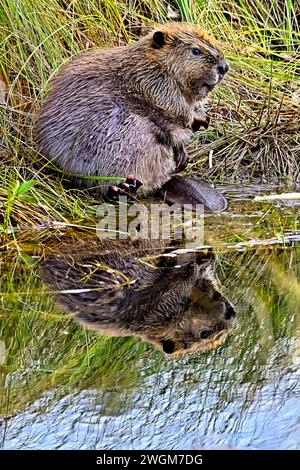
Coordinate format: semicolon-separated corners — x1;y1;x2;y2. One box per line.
180;245;300;435
0;255;153;416
218;245;300;343
1;240;300;418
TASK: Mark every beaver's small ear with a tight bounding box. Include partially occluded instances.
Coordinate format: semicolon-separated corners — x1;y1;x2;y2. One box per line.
195;251;214;266
152;31;165;49
161;340;175;354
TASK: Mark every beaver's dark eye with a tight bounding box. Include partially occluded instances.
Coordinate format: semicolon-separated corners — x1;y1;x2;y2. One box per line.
161;340;175;354
200;330;211;339
192;48;201;56
182;340;190;349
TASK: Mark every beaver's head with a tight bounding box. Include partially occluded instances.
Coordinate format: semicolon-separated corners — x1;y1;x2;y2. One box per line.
142;253;236;356
148;22;228;101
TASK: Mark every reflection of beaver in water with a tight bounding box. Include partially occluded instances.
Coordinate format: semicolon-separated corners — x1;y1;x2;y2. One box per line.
36;23;228;212
41;237;236;356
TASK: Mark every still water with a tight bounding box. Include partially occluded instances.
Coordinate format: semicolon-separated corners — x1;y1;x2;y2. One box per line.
1;187;300;449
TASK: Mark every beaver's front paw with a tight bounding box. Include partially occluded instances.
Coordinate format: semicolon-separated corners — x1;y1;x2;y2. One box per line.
191;114;210;132
108;175;143;201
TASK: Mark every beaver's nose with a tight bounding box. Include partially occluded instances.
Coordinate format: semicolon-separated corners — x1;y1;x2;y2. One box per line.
224;303;236;321
217;60;229;76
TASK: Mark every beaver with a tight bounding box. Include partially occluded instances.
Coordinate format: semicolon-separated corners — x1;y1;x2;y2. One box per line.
36;22;229;212
41;237;236;356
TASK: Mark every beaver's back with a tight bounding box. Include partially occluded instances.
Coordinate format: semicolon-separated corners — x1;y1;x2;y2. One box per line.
36;23;227;198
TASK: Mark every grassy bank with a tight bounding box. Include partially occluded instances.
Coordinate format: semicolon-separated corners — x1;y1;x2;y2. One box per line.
0;0;299;231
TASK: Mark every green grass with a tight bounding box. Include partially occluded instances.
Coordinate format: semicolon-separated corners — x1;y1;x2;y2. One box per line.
0;0;299;230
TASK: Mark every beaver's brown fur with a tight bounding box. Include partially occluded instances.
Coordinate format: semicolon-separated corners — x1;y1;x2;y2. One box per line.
41;237;236;356
36;23;229;212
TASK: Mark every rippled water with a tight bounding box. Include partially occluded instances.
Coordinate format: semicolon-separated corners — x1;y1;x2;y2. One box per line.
3;353;300;450
1;186;300;449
